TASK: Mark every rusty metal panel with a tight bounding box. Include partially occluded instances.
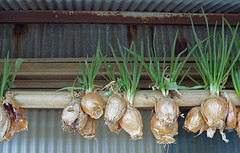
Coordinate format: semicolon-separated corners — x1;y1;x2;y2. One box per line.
0;24;152;58
0;0;240;13
1;23;239;58
0;109;239;153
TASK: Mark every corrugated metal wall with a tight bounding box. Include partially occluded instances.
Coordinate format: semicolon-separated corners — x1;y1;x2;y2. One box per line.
0;24;236;58
0;0;240;13
0;109;239;153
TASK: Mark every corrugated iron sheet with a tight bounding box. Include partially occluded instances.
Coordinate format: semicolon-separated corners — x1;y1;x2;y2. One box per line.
0;24;237;58
0;109;239;153
0;0;240;13
0;24;153;58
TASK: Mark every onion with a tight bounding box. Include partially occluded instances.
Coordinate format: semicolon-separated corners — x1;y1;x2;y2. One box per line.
78;115;97;139
183;107;205;134
155;97;180;127
61;99;80;127
119;105;143;140
62;98;88;132
104;94;126;129
76;107;88;131
226;101;237;130
81;92;104;119
0;105;10;141
150;114;178;144
1;95;28;141
201;96;229;143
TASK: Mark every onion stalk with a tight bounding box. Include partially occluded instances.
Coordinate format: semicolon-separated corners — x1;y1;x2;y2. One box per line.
103;39;143;139
140;29;198;144
0;52;23;103
0;51;27;141
59;42;104;138
227;19;240;136
188;10;240;143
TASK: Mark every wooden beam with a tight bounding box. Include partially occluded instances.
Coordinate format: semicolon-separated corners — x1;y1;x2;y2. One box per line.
10;90;240;109
0;58;209;89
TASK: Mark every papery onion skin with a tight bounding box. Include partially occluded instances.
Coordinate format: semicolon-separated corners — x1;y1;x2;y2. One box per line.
0;105;10;141
81;92;104;119
104;94;126;127
16;107;28;132
76;108;88;131
119;105;143;140
155;97;180;127
150;114;178;144
201;97;229;143
226;101;237;130
78;116;97;139
108;121;122;133
61;99;80;127
183;107;205;133
236;112;240;138
2;99;20;141
201;97;228;128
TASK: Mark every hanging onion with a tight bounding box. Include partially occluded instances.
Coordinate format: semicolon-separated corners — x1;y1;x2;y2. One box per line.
226;101;237;130
78;115;97;139
104;94;126;129
155;97;180;127
81;92;104;119
183;107;205;134
119;105;143;140
150;114;178;144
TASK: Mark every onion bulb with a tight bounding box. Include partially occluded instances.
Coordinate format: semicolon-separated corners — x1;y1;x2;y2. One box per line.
150;114;178;144
155;97;180;127
226;101;237;130
0;105;10;141
81;92;104;119
183;107;205;134
78;115;97;139
1;95;28;141
201;97;229;143
62;99;81;128
119;105;143;140
62;98;88;132
104;94;126;132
